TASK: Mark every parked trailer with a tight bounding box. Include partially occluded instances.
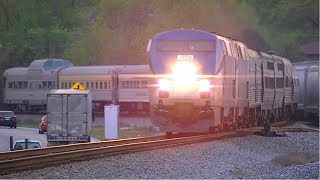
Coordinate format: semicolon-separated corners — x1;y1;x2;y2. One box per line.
46;89;92;143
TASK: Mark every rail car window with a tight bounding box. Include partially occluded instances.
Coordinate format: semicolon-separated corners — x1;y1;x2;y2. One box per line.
91;82;94;89
43;82;48;89
267;62;274;70
157;40;215;51
95;82;98;89
265;77;275;89
277;64;284;71
100;82;103;89
68;82;71;89
276;78;284;88
8;82;12;88
48;81;52;89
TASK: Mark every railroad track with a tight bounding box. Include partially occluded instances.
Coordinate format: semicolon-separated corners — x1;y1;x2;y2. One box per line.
0;121;318;175
0;131;248;175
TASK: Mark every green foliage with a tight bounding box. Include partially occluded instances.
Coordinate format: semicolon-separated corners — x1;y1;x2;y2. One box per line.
0;0;318;70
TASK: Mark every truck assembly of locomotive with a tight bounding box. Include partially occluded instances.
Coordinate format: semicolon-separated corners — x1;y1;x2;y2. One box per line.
147;29;300;134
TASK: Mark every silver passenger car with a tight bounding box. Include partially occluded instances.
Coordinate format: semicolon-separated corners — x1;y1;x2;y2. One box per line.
293;61;319;112
304;64;319;118
59;65;151;114
3;59;73;111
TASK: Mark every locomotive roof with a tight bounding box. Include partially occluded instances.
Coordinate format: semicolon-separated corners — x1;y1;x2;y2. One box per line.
60;65;151;75
153;29;217;40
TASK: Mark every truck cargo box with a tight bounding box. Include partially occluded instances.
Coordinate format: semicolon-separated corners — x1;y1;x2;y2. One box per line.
46;89;92;142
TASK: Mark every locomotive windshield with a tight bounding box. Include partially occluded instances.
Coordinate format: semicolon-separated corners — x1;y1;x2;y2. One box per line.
157;40;215;52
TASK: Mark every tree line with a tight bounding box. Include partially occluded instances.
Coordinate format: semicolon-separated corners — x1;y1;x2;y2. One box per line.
0;0;318;71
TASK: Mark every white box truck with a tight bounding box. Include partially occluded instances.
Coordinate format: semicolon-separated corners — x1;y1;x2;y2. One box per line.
46;89;92;143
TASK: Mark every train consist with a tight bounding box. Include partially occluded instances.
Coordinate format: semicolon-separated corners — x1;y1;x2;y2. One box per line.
3;59;151;114
147;29;299;134
294;61;319;123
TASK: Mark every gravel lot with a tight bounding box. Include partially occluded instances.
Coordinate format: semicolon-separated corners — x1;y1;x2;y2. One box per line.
1;130;318;179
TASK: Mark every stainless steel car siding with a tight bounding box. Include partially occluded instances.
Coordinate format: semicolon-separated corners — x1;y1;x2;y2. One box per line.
59;65;151;103
304;65;319;113
4;69;59;105
293;61;319;110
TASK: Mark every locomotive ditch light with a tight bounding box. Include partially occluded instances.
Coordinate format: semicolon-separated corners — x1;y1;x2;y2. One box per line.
171;61;198;84
198;79;210;92
200;91;210;99
159;90;169;98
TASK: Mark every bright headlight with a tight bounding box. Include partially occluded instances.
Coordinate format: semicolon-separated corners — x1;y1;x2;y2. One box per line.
171;61;198;83
198;79;210;92
158;79;170;91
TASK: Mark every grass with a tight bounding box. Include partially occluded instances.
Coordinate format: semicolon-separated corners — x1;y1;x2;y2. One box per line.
90;126;163;140
17;119;39;129
17;119;162;140
271;152;319;167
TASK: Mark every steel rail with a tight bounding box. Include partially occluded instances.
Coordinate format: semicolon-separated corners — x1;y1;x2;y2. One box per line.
0;135;167;161
0;130;247;175
0;121;317;175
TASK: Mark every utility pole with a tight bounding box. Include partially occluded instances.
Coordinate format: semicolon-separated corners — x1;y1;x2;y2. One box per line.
111;68;119;105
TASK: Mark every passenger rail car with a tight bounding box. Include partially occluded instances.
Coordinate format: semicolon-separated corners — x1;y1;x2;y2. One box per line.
294;61;319;118
3;59;73;111
59;65;151;114
294;61;319;122
3;61;151;115
147;29;299;134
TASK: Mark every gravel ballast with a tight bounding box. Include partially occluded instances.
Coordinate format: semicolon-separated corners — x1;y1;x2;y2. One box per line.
1;131;319;179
